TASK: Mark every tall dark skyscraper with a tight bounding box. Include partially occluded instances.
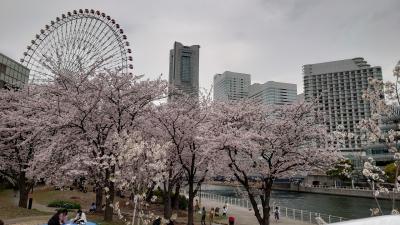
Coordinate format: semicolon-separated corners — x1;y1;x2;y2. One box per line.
169;42;200;97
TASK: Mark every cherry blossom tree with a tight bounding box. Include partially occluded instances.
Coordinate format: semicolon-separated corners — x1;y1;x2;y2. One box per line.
151;93;214;225
27;70;167;221
112;131;169;225
141;112;184;219
0;85;52;208
357;61;400;214
208;100;341;225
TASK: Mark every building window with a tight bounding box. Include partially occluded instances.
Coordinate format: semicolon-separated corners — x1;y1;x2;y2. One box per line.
0;63;6;74
181;56;191;82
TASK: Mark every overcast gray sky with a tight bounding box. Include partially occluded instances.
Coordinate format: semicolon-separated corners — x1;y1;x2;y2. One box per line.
1;0;400;93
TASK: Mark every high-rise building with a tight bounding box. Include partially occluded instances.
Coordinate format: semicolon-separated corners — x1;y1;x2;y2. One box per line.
0;53;29;89
169;42;200;97
213;71;251;101
297;93;305;102
248;81;297;105
303;57;383;163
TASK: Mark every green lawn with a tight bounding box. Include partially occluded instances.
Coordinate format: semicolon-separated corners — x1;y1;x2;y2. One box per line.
1;187;214;225
33;187;96;210
0;188;126;225
0;189;51;220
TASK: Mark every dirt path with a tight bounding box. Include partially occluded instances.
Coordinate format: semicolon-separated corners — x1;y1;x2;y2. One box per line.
12;193;56;213
4;215;50;225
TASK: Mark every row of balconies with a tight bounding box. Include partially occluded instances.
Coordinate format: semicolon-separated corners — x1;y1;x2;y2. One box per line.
304;78;370;82
306;88;368;92
304;75;373;79
304;78;371;81
303;70;379;77
306;84;368;87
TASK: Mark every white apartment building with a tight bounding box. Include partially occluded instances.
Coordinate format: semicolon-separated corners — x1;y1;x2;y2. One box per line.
303;57;383;161
248;81;297;105
213;71;251;101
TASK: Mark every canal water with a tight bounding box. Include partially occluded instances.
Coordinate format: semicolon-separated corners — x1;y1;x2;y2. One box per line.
201;184;395;219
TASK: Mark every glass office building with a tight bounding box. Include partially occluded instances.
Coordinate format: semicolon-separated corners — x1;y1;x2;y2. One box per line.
0;53;30;89
248;81;297;105
213;71;251;101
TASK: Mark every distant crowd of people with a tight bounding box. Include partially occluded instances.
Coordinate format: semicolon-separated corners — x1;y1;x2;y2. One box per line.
194;198;282;225
194;199;234;225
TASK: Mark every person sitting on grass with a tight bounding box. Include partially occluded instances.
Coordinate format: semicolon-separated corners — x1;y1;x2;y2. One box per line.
73;209;87;224
89;202;96;213
152;217;161;225
48;208;68;225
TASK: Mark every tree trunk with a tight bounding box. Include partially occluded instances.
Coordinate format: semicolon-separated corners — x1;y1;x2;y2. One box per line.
242;178;273;225
163;181;173;219
247;190;263;225
172;182;181;210
260;178;273;225
95;185;103;211
104;169;115;222
187;177;195;225
18;172;29;208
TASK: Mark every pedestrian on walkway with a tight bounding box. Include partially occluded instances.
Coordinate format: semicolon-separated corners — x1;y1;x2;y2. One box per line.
274;206;280;222
209;207;215;225
201;207;206;225
195;199;200;212
0;219;4;225
222;204;228;217
228;216;235;225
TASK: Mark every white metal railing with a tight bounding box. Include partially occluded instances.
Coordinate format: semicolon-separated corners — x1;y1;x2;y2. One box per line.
310;185;371;191
192;191;347;224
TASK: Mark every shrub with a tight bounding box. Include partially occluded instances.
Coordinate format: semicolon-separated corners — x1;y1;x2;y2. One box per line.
153;188;164;203
152;187;188;210
48;200;81;209
177;194;188;210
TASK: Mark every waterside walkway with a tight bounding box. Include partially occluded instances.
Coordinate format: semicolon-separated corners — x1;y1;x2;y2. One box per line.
201;198;310;225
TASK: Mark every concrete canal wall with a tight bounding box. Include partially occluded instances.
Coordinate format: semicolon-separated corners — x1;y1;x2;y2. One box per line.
205;181;400;200
274;183;400;200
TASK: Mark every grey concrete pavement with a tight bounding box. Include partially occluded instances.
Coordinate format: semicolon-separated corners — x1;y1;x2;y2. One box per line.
200;198;310;225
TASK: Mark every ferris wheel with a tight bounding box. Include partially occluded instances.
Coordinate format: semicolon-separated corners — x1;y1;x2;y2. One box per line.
21;9;133;83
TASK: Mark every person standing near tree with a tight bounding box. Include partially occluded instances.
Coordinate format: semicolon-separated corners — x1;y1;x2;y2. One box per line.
195;199;200;212
201;207;206;225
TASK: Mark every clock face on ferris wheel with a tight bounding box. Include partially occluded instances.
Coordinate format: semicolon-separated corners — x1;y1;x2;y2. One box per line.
21;9;133;83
